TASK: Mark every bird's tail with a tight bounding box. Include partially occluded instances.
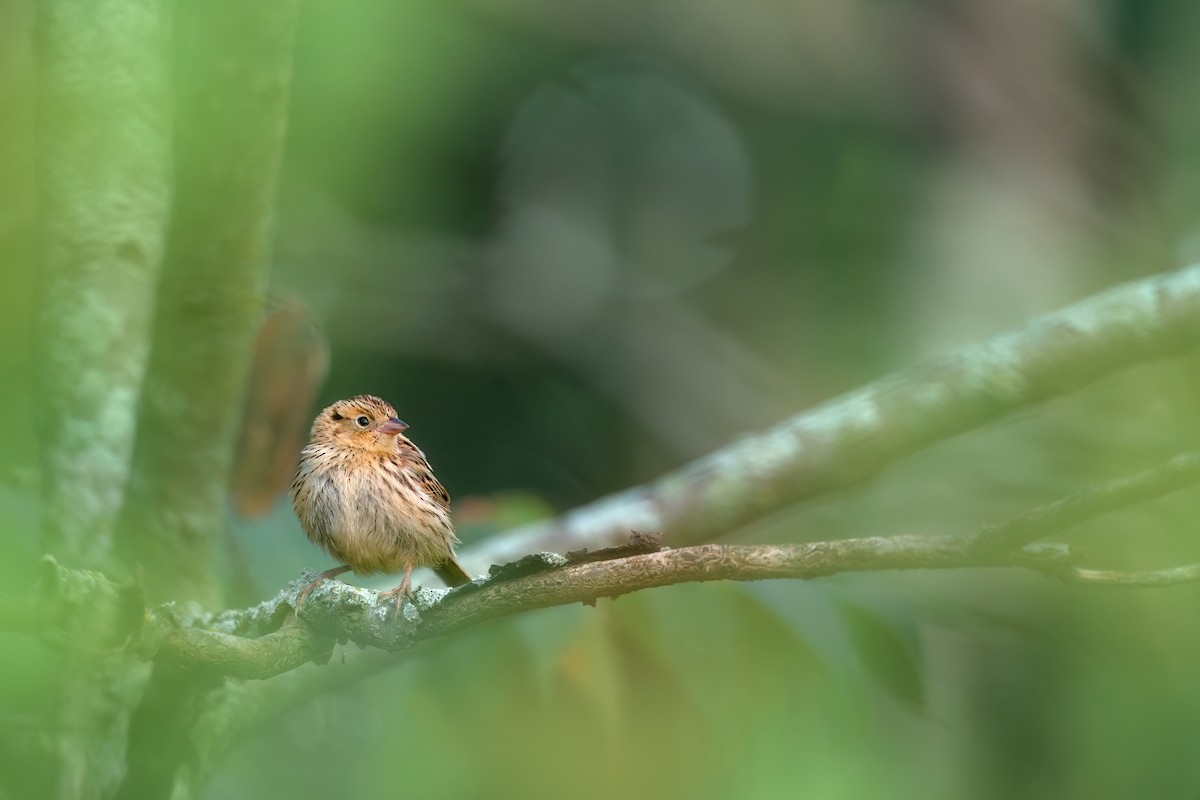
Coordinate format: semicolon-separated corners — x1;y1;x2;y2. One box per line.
434;555;474;587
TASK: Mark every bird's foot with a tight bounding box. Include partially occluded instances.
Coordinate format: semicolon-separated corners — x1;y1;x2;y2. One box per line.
378;562;416;618
296;565;352;614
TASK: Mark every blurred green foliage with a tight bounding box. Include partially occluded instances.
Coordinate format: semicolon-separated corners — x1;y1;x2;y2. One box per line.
5;0;1200;797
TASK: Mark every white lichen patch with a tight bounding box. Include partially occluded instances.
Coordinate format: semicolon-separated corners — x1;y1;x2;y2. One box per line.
719;388;880;491
1049;267;1186;340
792;388;882;438
412;586;452;608
368;603;393;625
314;580;376;608
907;379;952;415
400;602;422;624
654;454;752;526
533;552;569;569
953;339;1030;403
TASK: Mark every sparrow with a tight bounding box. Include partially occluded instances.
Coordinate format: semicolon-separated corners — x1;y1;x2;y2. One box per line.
290;394;472;613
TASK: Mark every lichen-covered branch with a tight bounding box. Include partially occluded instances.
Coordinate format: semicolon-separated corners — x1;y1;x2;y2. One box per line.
114;1;300;605
143;530;1200;682
461;265;1200;571
8;368;1200;683
9;432;1200;689
16;530;1169;683
34;0;172;564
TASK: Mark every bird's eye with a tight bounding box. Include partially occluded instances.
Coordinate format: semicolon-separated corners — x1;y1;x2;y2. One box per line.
355;416;370;428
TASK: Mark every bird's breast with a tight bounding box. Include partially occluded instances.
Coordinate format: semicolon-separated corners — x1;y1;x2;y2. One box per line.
292;451;455;575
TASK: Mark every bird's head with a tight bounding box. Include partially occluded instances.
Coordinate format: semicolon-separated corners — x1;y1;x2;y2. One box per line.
310;394;410;454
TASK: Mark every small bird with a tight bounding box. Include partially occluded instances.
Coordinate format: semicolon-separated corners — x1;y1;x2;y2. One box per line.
290;394;472;613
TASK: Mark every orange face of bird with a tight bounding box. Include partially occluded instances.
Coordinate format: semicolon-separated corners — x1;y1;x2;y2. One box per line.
311;395;410;454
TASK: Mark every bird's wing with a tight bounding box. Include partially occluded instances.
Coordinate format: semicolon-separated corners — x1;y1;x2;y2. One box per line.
396;439;451;512
413;464;451;512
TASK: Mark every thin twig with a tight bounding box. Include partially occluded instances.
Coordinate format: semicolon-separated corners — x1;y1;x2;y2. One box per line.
970;451;1200;555
1053;564;1200;587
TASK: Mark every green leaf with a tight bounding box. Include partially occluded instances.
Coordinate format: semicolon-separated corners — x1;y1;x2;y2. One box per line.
837;599;925;707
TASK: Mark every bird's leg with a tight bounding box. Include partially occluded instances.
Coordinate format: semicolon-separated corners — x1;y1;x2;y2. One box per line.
296;565;352;613
378;561;416;617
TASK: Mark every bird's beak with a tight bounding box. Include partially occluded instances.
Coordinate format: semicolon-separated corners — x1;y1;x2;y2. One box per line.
377;417;409;436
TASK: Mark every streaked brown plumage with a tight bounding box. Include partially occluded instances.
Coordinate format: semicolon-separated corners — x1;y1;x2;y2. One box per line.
290;394;472;612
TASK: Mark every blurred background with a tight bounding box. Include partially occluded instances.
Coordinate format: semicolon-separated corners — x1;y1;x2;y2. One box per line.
4;0;1200;797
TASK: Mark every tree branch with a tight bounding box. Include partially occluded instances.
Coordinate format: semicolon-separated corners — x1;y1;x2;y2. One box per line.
0;533;1089;680
137;437;1200;690
114;0;300;605
969;451;1200;555
179;536;1200;794
9;423;1200;689
151;527;1194;682
460;265;1200;572
34;0;172;564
